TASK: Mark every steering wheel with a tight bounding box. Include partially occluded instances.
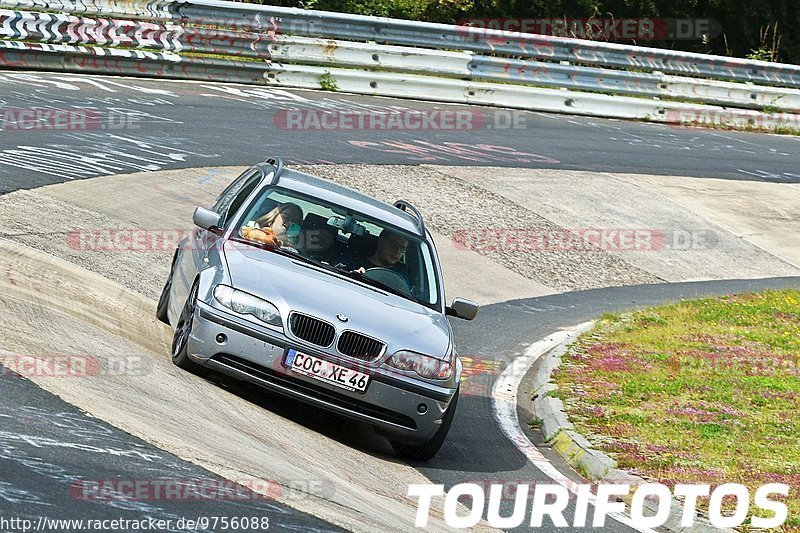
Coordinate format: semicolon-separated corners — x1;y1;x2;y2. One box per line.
363;267;413;296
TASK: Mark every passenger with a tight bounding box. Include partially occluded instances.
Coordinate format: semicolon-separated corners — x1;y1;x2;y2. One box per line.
252;202;303;245
298;216;338;263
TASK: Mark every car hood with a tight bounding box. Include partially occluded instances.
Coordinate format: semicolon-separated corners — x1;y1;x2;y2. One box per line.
223;244;452;357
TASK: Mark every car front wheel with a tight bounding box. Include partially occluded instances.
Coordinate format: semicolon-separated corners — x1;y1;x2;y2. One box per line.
390;388;459;461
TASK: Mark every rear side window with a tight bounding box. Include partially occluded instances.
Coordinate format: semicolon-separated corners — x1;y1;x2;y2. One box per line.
213;168;263;228
224;178;260;227
212;168;261;215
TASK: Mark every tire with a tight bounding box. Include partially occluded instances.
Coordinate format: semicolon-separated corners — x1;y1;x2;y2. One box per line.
171;281;204;374
391;388;459;462
156;271;173;325
156;250;178;325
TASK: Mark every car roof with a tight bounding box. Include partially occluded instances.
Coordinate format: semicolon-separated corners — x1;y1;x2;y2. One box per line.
260;165;426;238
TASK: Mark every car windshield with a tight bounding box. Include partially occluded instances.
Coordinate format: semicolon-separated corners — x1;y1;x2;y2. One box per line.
233;186;441;309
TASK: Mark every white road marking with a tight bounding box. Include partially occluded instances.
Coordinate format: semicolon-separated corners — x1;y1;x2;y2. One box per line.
736;168;797;182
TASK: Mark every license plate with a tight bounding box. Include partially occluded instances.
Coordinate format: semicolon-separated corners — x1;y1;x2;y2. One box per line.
284;349;370;393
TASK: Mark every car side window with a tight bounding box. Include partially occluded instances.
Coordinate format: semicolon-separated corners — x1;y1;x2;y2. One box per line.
212;168;261;216
213;169;263;228
221;176;261;228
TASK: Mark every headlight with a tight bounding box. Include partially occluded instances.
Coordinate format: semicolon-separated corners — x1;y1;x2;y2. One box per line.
387;350;452;380
214;285;282;327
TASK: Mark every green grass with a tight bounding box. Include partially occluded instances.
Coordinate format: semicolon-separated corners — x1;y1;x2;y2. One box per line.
552;289;800;529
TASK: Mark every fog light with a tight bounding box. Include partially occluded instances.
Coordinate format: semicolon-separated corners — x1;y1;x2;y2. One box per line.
417;403;428;415
215;333;227;344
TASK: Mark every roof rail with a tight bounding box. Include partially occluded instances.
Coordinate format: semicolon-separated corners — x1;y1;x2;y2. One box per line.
264;157;284;185
393;200;426;236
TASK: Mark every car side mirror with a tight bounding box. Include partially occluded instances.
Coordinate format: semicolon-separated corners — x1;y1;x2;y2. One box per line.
446;298;479;320
193;207;222;232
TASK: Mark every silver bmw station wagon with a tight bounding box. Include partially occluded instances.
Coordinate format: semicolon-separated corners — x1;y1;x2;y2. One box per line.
157;159;478;460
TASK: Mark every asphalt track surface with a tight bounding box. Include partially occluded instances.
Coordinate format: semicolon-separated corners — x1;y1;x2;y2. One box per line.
1;71;800;531
0;371;341;532
0;71;800;194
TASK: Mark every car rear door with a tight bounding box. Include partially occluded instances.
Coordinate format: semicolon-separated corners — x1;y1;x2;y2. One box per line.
171;167;262;311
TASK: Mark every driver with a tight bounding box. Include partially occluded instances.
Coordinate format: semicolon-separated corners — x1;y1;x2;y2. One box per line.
348;229;409;274
336;228;417;296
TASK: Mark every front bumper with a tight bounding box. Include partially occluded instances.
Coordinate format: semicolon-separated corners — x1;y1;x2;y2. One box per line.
186;302;457;443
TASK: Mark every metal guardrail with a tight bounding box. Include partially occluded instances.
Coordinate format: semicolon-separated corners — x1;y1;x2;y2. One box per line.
0;8;183;51
175;1;800;89
0;0;178;18
1;0;799;130
469;56;800;112
5;0;800;87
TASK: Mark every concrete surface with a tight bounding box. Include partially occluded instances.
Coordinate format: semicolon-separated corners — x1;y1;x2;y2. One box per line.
446;167;800;282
